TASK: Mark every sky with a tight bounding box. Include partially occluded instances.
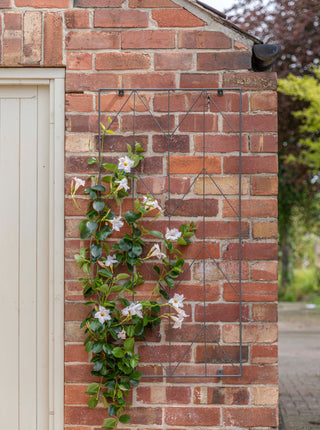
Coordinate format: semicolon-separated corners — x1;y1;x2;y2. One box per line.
200;0;236;13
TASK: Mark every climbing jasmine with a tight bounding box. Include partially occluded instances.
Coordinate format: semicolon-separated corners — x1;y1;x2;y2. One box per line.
118;155;134;173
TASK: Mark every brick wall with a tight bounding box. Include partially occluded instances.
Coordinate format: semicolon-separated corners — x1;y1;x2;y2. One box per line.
0;0;278;428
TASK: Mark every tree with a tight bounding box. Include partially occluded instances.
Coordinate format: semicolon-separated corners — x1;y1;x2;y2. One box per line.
226;0;320;293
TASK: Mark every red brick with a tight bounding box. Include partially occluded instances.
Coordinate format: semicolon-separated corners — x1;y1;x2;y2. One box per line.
209;92;249;113
16;0;68;5
0;0;11;7
122;30;175;49
165;198;218;217
3;29;21;66
194;134;249;153
137;385;191;404
66;73;120;92
235;41;249;50
251;344;278;364
223;407;278;427
176;242;220;260
195;303;249;322
174;282;220;301
165;407;220;426
122;72;176;89
223;72;277;91
223;198;278;218
223;113;278;133
178;114;218;132
223;324;278;344
65;322;86;342
193;261;249;282
222;243;278;260
251;92;278;111
65;302;89;321
198;52;251;70
251;176;278;195
44;13;62;66
223;364;278;384
251;134;278;152
251;261;278;281
65;384;88;405
136;176;191;195
153;135;190;153
178;30;231;49
23;11;41;65
138;344;191;363
180;73;219;88
74;0;124;5
195;221;249;239
252;303;278;322
152;9;205;27
66;31;119;50
169;156;221;174
65;10;90;29
65;344;88;363
195;345;248;363
194;177;249;196
153;92;204;112
96;52;150;70
129;0;179;6
65;364;97;383
140;156;163;175
253;222;278;239
4;12;21;30
224;155;278;174
94;10;148;28
155;52;193;70
67;52;92;70
194;386;249;405
164;323;220;343
66;94;94;112
223;282;278;302
121;114;174;132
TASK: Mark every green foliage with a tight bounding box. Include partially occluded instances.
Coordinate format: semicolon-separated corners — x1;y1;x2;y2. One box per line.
71;124;195;430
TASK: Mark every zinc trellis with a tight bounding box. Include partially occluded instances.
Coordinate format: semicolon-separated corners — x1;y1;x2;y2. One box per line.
98;88;243;378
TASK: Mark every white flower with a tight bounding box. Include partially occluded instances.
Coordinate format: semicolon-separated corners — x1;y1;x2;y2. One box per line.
171;315;183;329
165;228;181;241
115;177;130;191
121;302;143;319
142;195;163;212
117;329;127;340
95;306;111;324
149;244;166;260
175;308;187;318
111;216;124;232
169;293;184;309
170;306;188;329
118;156;134;173
73;177;85;192
104;255;118;267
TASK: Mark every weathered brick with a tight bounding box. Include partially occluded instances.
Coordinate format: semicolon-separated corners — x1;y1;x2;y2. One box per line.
96;52;150;70
66;94;94;113
223;199;278;218
193;261;249;281
223;364;278;385
223;72;277;90
74;0;124;6
94;10;148;28
122;30;175;49
152;135;190;153
164;323;220;343
198;52;251;70
251;134;278;152
23;11;41;65
165;407;220;426
65;10;90;29
252;303;278;322
223;113;278;133
251;261;278;281
253;222;278;239
65;345;88;363
178;30;232;49
223;407;278;427
222;243;278;260
129;0;179;6
223;324;278;343
195;345;248;363
67;52;92;70
251;176;278;195
152;9;206;27
165;198;219;217
194;134;249;153
155;52;193;70
0;0;11;7
195;303;249;322
178;114;218;132
209;92;250;113
16;0;68;5
65;384;89;405
121;114;174;132
169;156;221;174
65;322;86;342
195;221;249;239
251;345;278;364
180;73;219;88
224;155;278;174
3;28;22;65
138;344;192;363
99;94;150;113
66;134;93;153
136;176;191;195
194;386;249;405
194;176;248;195
251;92;278;111
4;12;21;30
252;386;279;405
44;13;63;66
66;73;120;92
66;31;119;50
136;386;191;404
223;282;278;302
122;72;176;88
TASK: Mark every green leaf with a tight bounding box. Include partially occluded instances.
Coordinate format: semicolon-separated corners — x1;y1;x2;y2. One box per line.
87;221;98;234
102;344;113;355
164;277;175;288
92;184;106;192
159;289;169;300
177;237;188;245
125;211;141;225
93;200;105;212
135;141;145;153
115;273;130;281
92;343;103;354
101;175;112;183
130;370;142;380
108;404;118;416
86;382;100;395
90;320;103;332
91;243;102;260
119;414;131;424
148;230;164;238
119;238;132;251
130;357;139;368
126;325;135;337
124;337;134;352
98;268;113;278
88;157;97;165
88;396;99;409
102;395;108;408
96;225;113;241
93;361;103;372
103;163;117;172
132;244;143;256
153;265;160;275
112;347;124;358
102;418;117;429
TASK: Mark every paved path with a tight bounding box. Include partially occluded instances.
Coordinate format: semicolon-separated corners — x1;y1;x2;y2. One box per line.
279;303;320;430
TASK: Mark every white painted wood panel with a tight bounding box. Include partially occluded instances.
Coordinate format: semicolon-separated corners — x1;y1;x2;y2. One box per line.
0;86;50;430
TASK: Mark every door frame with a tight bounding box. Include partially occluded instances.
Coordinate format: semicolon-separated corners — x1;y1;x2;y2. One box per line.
0;68;65;430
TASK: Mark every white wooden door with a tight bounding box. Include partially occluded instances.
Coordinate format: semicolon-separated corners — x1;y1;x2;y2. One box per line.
0;85;50;429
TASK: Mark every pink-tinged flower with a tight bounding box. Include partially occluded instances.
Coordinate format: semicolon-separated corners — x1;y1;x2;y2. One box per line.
142;195;163;212
148;244;166;260
117;329;127;340
165;228;181;241
115;177;130;191
169;293;184;309
73;177;85;192
95;306;111;324
118;156;134;173
104;255;118;267
111;216;124;232
171;315;183;329
121;302;143;319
